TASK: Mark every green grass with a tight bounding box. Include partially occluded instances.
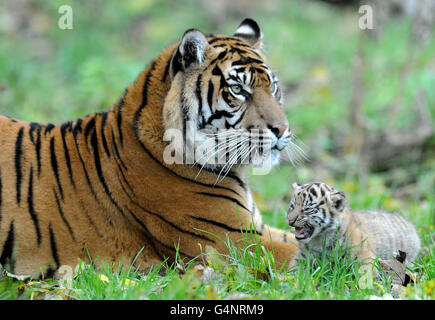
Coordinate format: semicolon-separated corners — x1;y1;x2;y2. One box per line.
0;0;434;300
1;201;433;300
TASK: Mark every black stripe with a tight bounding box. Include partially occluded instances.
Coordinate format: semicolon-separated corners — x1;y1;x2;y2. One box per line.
29;122;39;145
117;94;125;147
135;61;157;123
162;57;171;83
231;57;263;66
208;37;247;45
115;158;135;197
35;125;42;177
44;123;55;135
145;208;215;243
27;166;42;246
0;220;15;271
197;165;247;191
72;118;83;138
121;210;165;261
48;223;60;268
180;81;189;158
50;137;64;200
222;91;237;109
195;74;203;126
77;199;103;239
232;109;246;127
90;130;125;217
53;188;76;242
116;171;136;203
209;50;228;67
72;125;99;202
60;122;75;188
14;127;24;205
100;112;110;157
111;128;128;171
125;205;193;260
196;191;250;213
207;80;214;109
84;117;96;148
190;216;261;235
205;110;234;125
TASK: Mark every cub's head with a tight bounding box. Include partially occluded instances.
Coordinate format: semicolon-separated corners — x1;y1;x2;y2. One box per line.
286;182;346;242
162;19;303;174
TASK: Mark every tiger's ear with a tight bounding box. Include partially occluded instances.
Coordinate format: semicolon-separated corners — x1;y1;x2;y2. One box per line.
175;29;208;72
234;18;262;48
328;192;346;212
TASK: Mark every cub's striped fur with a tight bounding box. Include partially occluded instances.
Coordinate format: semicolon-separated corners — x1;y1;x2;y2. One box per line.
0;19;298;277
286;182;420;267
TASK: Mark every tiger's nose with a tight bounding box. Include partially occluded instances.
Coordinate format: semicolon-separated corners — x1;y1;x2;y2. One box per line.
270;124;289;139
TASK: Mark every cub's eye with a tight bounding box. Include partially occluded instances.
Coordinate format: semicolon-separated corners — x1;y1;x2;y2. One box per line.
289;202;295;211
229;84;243;95
270;82;278;95
303;207;317;214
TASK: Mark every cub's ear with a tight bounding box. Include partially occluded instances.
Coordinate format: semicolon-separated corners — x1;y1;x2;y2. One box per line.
292;182;302;190
328;192;346;211
234;18;262;48
173;29;208;74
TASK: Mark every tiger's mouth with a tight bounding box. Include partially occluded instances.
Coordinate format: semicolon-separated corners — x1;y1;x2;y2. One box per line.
294;225;314;241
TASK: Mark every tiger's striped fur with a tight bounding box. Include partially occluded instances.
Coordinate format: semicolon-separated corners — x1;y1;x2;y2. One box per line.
0;19;298;277
286;182;420;267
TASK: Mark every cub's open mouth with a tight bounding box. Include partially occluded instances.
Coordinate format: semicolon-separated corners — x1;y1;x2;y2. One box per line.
294;226;314;240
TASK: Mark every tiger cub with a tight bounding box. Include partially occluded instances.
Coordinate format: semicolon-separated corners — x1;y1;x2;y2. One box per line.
286;182;420;268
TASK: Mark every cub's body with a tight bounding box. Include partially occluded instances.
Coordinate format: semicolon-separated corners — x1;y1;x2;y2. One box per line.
287;182;420;266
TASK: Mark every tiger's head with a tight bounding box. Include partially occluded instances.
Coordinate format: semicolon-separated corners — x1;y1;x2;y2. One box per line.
286;182;347;243
162;19;297;174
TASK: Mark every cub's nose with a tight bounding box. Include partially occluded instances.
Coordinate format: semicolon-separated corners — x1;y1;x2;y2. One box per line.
270;124;289;139
287;216;296;226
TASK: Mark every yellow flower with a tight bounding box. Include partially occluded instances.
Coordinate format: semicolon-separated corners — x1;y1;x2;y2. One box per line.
423;280;434;297
122;279;137;286
341;181;357;193
253;192;268;212
99;274;110;283
206;285;219;300
383;198;401;211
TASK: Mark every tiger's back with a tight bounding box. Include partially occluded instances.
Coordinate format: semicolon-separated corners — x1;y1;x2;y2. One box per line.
0;114;154;276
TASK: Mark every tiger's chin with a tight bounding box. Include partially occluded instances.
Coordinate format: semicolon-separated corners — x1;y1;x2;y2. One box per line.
194;146;282;177
249;147;282;168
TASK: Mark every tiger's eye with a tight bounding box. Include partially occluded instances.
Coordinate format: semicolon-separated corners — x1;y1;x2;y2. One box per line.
230;84;243;95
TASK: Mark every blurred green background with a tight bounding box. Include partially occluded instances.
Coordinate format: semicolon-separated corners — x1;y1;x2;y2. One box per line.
0;0;434;232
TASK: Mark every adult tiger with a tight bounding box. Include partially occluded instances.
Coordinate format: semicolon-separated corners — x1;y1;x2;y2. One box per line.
0;18;299;277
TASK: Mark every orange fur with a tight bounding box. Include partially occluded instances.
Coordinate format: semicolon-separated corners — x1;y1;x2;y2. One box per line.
0;22;297;277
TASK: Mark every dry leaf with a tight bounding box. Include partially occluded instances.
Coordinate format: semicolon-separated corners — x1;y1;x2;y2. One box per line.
377;250;412;286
